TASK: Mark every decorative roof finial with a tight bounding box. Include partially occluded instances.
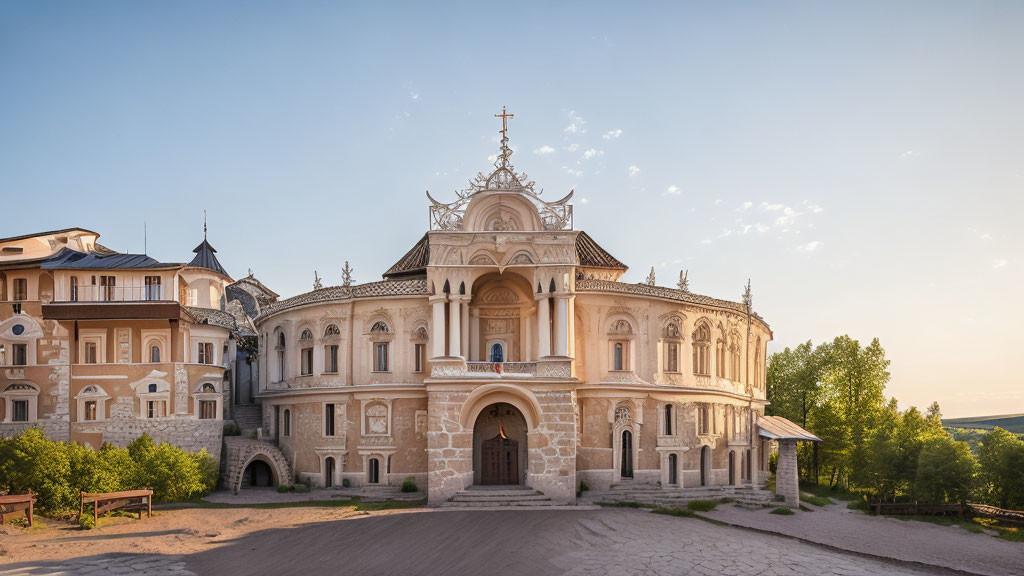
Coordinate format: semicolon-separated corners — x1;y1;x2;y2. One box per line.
677;270;690;292
313;270;322;291
341;261;354;288
742;278;753;312
203;210;207;241
494;105;515;169
645;266;656;286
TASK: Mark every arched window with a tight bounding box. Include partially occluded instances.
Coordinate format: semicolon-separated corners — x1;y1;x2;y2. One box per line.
692;323;710;376
370;321;390;334
663;321;681;373
716;338;726;378
276;332;286;382
200;383;216;393
613;342;624;371
664;404;673;435
283;409;291;437
150;345;160;363
490;342;504;363
299;329;313;376
370;321;391;372
754;338;763;387
368;457;380;484
324;324;340;338
411;326;428;373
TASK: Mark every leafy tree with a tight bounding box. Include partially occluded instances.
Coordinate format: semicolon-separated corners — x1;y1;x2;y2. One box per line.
0;429;75;513
914;435;977;503
977;427;1024;508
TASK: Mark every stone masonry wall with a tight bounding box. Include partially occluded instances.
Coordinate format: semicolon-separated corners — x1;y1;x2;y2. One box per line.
71;418;224;460
776;440;799;507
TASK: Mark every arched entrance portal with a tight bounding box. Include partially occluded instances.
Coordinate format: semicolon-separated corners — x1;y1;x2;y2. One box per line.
243;460;274;487
473;402;528;486
620;430;634;478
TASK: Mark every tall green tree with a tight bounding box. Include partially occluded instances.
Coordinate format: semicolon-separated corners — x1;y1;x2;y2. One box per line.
915;435;977;503
977;427;1024;508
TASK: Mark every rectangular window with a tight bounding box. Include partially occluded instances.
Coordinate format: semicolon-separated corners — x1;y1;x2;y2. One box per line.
85;342;98;364
301;348;313;375
665;342;679;372
70;276;79;302
12;400;29;422
325;403;335;436
325;345;339;373
13;278;28;301
147;400;157;419
414;343;425;373
0;344;5;365
84;401;97;421
374;342;389;372
99;276;116;301
698;406;710;435
144;276;161;300
198;342;214;365
12;344;27;366
199;400;217;420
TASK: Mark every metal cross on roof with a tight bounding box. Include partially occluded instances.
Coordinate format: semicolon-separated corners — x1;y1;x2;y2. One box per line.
494;106;514;140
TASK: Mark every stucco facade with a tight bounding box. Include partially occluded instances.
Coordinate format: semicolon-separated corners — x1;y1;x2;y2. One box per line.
255;128;774;504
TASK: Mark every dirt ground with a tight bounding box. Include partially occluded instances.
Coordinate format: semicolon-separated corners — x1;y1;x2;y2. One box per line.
0;503;427;566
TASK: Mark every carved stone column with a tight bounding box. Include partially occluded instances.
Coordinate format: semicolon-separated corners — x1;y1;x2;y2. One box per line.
469;309;480;362
553;295;569;357
448;296;463;359
430;295;447;358
460;299;470;359
536;294;551;359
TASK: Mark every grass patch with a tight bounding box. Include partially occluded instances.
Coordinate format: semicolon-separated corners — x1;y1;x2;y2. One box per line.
799;492;832;507
846;499;871;512
799;481;861;502
652;507;695;518
895;515;985;534
157;497;426;511
770;507;795;515
686;499;720;512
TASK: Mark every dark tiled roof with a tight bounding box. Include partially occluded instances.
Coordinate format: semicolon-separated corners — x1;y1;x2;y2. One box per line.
226;284;260;319
184;306;237;331
258;279;428;321
576;278;768;327
576;231;627;270
383;234;429;279
40;248;180;270
187;239;230;278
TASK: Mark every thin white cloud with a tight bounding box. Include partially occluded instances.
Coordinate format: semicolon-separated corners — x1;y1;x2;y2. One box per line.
700;239;712;245
737;201;753;211
901;150;921;159
582;148;603;160
562;166;583;177
486;154;498;163
797;241;824;252
760;202;784;211
566;143;580;152
564;110;587;134
409;91;420;100
663;185;681;196
579;197;589;204
992;258;1008;269
602;129;622;140
534;145;555;155
628;165;641;177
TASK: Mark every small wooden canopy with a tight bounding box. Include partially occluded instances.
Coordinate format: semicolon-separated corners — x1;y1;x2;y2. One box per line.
757;416;822;442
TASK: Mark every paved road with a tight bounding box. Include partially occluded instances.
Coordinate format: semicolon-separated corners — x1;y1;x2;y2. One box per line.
0;508;963;576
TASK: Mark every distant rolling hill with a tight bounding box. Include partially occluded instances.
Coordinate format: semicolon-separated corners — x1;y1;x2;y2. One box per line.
943;414;1024;434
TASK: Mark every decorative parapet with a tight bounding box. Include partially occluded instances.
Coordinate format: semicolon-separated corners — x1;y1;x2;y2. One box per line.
429;359;572;379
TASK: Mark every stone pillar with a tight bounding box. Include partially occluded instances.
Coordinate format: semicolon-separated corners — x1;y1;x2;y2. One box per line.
536;295;550;359
430;296;446;358
460;300;470;359
553;296;569;357
469;311;480;362
776;440;800;507
448;296;462;359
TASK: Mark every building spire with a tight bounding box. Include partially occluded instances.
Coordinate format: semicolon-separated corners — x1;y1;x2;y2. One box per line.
742;278;753;312
494;105;515;168
677;269;690;292
203;210;207;241
645;266;656;286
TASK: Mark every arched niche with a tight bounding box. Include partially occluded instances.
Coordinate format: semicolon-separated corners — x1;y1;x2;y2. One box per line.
462;193;544;232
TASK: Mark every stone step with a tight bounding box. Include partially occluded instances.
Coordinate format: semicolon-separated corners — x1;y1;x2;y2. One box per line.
450;494;551;503
454;489;545;498
437;500;561;508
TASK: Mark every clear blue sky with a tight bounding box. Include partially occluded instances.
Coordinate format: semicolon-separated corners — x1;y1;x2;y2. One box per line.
2;1;1021;417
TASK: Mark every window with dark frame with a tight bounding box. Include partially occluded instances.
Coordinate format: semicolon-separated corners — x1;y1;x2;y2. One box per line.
325;345;339;373
414;343;425;373
374;342;389;372
325;403;335;436
12;343;27;366
199;400;216;419
144;275;161;300
12;399;28;422
300;347;313;375
198;342;214;365
70;276;78;301
84;400;97;421
13;278;27;301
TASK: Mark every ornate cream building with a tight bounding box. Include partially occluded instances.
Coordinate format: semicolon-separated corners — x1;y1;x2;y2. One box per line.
253;117;779;505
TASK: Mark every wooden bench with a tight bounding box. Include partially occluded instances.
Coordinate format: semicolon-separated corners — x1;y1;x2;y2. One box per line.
80;489;153;524
0;490;36;527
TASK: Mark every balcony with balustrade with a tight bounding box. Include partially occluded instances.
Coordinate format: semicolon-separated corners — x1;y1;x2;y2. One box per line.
42;284;182;321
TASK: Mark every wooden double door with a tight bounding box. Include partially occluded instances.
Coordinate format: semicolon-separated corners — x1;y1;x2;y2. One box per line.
481;434;519;485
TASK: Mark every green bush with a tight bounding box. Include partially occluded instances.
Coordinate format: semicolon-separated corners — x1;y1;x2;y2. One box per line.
0;430;216;515
401;477;418;493
223;422;241;437
578;480;589;492
77;514;96;530
294;484;310;493
342;478;351;488
770;507;795;515
276;484;294;493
